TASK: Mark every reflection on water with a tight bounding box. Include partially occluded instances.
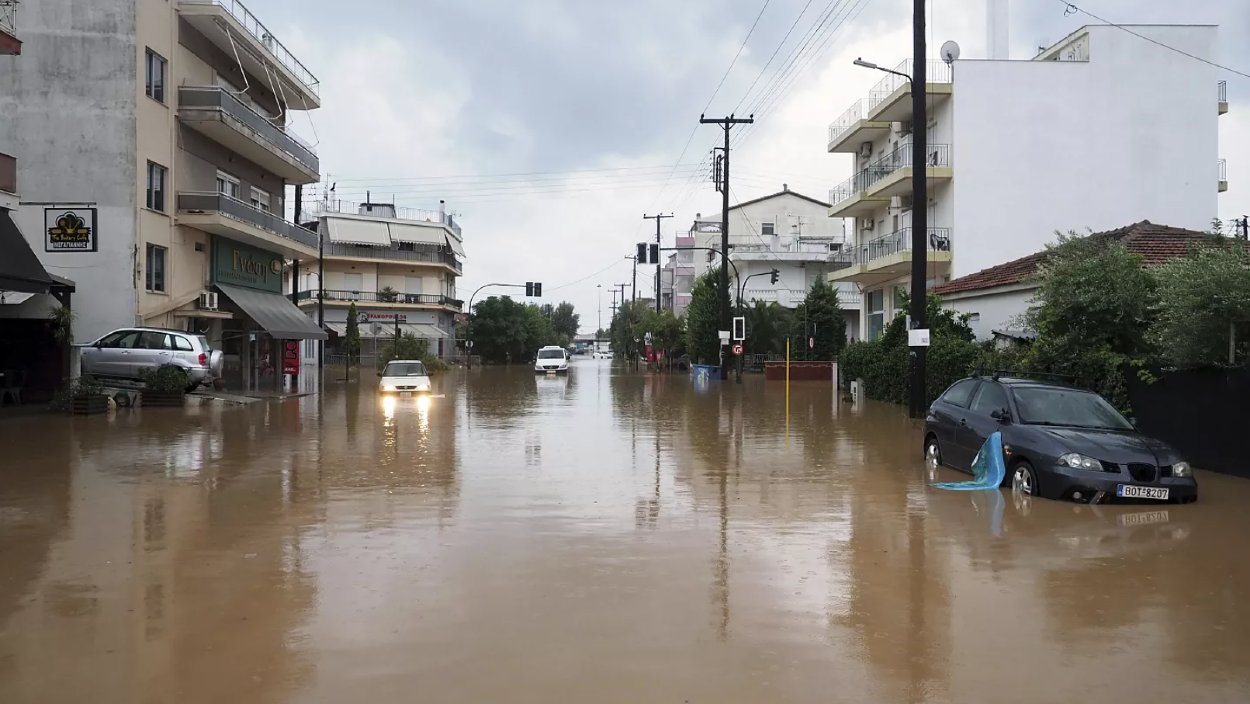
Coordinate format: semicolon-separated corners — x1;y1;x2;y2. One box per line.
0;360;1247;703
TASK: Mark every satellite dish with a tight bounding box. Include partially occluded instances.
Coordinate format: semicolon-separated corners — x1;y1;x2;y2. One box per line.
940;40;961;65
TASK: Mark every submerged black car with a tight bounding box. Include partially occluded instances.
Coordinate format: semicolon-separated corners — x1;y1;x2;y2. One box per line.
923;375;1198;504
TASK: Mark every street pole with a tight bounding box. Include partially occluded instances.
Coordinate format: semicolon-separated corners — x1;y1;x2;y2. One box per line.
631;254;638;303
643;213;672;312
317;194;325;373
700;114;753;380
908;0;928;419
597;284;602;335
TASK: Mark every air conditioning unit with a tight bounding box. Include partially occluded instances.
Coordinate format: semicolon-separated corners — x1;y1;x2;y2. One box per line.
198;292;219;311
858;142;873;159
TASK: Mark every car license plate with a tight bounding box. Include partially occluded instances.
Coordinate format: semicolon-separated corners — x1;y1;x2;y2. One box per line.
400;391;413;397
1118;510;1170;527
546;371;556;377
1116;485;1169;500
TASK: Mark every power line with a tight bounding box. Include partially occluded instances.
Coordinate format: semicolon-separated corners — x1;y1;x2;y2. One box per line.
328;163;706;185
733;0;819;113
1054;1;1250;80
548;256;634;292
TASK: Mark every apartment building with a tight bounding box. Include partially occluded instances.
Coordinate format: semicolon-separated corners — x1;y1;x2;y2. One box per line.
693;187;861;340
1;0;325;392
826;24;1225;341
297;202;465;360
659;232;697;315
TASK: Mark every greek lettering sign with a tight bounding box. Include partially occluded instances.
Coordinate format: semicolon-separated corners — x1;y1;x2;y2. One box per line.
212;236;283;293
45;208;97;252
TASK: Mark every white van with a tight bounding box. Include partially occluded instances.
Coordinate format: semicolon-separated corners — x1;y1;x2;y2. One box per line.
534;346;569;374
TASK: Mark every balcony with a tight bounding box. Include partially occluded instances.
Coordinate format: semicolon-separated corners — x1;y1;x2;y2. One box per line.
1219;159;1228;193
177;192;318;258
743;287;861;309
828;143;952;217
296;289;464;311
827;99;891;153
177;0;320;109
322;242;462;272
1219;81;1229;116
865;60;953;123
0;0;19;55
830;227;952;286
729;241;848;263
178;87;319;184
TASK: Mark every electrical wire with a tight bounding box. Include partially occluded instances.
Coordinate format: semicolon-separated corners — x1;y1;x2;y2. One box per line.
329;163;707;184
733;0;819;114
547;256;634;292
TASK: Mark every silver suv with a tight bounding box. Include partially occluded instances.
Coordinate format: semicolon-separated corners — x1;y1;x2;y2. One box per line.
80;327;224;391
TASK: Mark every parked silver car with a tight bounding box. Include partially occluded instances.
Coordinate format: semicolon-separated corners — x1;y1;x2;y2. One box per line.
80;327;223;391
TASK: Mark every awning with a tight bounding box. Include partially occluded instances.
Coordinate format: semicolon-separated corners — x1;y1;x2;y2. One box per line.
0;210;56;293
325;217;392;246
388;222;445;245
358;322;448;339
216;283;327;340
324;322;347;336
445;233;466;258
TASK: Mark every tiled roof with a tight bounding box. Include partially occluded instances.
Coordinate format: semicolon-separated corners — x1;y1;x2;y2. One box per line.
934;221;1230;296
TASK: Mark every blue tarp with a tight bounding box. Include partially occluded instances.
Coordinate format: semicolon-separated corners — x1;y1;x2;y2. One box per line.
932;432;1007;491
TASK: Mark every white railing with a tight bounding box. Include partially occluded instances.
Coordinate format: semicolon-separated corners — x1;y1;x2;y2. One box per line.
180;0;319;96
0;1;16;39
828;99;870;147
867;60;953;112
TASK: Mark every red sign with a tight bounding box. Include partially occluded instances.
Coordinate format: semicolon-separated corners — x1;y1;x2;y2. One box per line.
732;343;744;356
282;340;300;375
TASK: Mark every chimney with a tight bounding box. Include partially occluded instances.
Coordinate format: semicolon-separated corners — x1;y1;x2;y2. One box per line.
783;183;789;192
439;199;446;223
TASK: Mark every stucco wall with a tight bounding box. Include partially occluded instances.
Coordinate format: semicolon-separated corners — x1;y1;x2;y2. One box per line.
943;287;1036;341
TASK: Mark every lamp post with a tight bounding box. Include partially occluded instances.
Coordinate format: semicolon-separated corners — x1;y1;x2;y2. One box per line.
853;11;928;419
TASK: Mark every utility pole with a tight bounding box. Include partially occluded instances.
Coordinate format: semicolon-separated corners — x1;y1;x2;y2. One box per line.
644;213;673;312
700;114;753;380
631;254;638;303
908;0;928;419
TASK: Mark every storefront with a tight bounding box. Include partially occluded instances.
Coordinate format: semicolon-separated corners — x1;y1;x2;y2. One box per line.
321;308;451;363
211;236;325;393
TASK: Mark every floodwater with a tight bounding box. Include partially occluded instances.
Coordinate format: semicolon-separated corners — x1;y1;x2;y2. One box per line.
1;360;1249;703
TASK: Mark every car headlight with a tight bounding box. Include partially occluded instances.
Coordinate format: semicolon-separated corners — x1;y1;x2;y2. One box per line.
382;385;397;392
1058;452;1104;471
1172;461;1192;478
417;384;430;391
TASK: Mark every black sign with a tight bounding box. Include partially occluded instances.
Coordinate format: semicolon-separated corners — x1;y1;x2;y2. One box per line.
45;208;97;252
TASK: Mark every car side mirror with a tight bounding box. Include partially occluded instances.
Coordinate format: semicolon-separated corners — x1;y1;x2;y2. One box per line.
991;408;1012;424
376;371;383;378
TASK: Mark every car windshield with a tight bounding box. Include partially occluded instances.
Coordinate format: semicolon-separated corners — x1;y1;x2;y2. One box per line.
538;349;564;359
383;362;427;377
1011;387;1133;430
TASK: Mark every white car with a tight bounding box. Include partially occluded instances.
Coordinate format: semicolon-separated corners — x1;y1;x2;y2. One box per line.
534;346;570;374
378;359;432;395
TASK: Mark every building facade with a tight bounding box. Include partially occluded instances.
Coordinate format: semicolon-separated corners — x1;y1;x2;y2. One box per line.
659;232;697;315
826;24;1225;340
297;202;465;361
1;0;326;392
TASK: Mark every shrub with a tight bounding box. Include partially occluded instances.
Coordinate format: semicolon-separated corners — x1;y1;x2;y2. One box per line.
139;364;190;393
378;286;399;303
49;375;107;412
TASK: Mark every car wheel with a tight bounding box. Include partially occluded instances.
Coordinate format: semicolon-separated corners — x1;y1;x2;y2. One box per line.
924;435;942;468
1010;460;1039;497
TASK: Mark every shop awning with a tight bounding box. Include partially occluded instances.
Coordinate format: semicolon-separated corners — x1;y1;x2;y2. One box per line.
356;322;448;339
0;210;56;293
388;222;445;245
445;234;466;258
216;284;327;340
324;217;392;246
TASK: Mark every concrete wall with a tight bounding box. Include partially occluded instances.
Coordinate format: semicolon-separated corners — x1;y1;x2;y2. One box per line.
951;25;1218;278
942;287;1036;341
1;0;139;343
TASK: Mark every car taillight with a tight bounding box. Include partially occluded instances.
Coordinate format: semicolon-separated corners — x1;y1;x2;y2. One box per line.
198;353;207;366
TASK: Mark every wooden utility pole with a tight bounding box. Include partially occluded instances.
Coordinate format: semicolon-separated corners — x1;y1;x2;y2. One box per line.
699;114;753;380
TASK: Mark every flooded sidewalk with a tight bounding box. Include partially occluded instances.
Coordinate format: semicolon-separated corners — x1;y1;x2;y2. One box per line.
1;361;1248;703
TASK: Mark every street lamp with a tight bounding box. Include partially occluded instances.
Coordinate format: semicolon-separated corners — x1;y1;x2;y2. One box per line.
852;57;912;84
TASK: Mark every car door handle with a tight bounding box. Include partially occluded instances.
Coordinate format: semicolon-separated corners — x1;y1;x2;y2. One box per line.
958;418;968;427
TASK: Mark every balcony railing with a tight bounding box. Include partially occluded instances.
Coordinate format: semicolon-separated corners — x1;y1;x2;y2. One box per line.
180;0;319;96
296;289;463;310
179;86;318;173
829;143;951;206
828;99;872;147
867;60;953;112
1218;158;1227;181
308;200;462;238
1218;80;1227;103
1;0;16;38
742;287;862;308
323;242;462;271
844;227;952;265
0;151;15;194
178;192;318;249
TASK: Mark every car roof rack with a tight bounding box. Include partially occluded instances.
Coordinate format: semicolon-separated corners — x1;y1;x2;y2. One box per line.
990;369;1077;383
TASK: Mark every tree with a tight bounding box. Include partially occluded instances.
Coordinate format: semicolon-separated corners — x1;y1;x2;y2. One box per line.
609;300;648;362
685;271;729;365
523;303;560;353
345;302;361;365
549;302;580;344
1151;244;1250;367
799;277;846;360
641;308;685;363
742;301;792;357
468;296;531;364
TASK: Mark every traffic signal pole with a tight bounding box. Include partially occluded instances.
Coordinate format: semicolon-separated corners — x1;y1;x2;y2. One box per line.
643;213;672;312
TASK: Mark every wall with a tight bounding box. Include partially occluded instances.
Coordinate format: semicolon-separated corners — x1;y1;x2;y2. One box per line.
1;0;139;343
951;25;1218;278
1128;367;1250;478
942;286;1035;341
320;260;448;296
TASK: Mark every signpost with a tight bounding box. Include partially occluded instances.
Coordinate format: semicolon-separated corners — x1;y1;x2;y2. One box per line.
732;343;743;356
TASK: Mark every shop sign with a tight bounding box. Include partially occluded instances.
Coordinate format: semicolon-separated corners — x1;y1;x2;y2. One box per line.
361;312;407;322
282;340;300;375
45;208;97;252
212;237;283;293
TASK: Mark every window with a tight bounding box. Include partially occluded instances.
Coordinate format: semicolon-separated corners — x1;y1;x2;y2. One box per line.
100;330;141;349
761;221;775;236
343;272;363;300
216;170;241;200
406;276;423;294
145;49;166;102
146;244;167;292
140;332;173;350
867;289;885;341
173;335;195;352
941;380;979;408
970;382;1009;416
146;161;167;211
250;186;271;213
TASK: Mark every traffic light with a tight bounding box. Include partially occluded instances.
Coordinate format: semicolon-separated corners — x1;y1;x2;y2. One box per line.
525;282;534;297
637;242;647;263
769;268;780;284
534;282;542;297
649;244;659;264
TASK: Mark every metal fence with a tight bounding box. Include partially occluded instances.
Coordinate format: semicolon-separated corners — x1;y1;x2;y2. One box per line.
829;143;951;207
178;192;319;249
323;242;462;271
297;289;464;310
867;60;953;112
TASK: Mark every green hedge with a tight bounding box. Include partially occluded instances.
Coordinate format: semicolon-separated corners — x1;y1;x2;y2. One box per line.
842;334;981;406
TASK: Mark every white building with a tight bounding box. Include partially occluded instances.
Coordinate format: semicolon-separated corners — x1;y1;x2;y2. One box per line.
298;201;465;360
826;23;1225;340
659;231;698;315
693;187;862;340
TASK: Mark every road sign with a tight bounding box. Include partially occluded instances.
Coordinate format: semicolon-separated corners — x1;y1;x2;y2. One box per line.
718;330;730;344
732;343;744;356
908;328;931;347
808;337;814;349
732;316;746;341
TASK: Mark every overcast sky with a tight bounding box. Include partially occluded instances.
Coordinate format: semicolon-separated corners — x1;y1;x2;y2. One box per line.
251;0;1250;332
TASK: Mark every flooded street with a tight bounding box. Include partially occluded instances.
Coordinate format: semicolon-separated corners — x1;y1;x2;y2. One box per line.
2;359;1249;703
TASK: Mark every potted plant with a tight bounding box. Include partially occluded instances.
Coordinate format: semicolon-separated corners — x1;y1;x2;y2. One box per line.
139;364;190;407
50;375;110;415
378;285;399;303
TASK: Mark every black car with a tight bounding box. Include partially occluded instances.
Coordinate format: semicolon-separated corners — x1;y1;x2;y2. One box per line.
923;375;1198;504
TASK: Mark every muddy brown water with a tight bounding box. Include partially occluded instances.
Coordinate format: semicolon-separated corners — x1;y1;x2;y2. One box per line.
1;361;1248;703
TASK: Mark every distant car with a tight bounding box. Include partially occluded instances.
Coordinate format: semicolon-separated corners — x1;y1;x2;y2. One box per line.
378;359;431;395
534;345;569;373
593;350;614;360
80;327;222;392
924;374;1198;504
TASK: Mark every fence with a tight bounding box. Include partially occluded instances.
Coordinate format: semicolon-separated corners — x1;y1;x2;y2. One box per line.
1128;367;1250;479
